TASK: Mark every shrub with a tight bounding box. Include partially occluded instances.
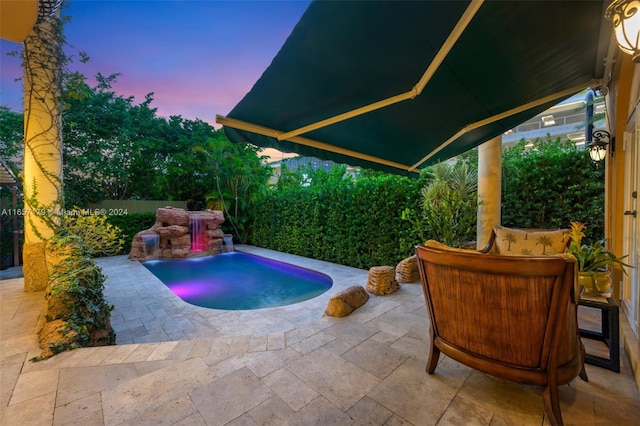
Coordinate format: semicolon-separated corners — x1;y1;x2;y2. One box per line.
502;137;604;242
106;212;157;254
403;162;478;248
250;137;603;270
250;166;422;269
61;210;125;257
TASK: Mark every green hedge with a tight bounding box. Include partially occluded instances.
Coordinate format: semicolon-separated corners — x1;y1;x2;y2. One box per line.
248;138;604;270
106;212;157;254
250;172;422;269
501;138;605;243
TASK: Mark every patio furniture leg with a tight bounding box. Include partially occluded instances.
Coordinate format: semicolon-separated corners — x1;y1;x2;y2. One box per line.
579;363;589;382
543;382;564;426
578;340;589;381
426;330;440;374
426;343;440;374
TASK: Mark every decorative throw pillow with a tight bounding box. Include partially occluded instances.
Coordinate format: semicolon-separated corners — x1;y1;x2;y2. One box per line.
493;226;569;256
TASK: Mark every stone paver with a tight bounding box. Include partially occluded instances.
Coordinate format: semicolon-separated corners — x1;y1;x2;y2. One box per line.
1;245;639;425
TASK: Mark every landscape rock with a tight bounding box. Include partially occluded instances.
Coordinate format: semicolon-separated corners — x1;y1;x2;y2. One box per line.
395;255;420;283
324;286;369;317
366;266;399;295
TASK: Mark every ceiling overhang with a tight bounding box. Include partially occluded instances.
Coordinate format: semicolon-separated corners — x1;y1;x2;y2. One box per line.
0;0;38;43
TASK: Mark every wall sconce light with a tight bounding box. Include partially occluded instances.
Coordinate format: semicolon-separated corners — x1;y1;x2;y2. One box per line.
605;0;640;62
588;129;611;165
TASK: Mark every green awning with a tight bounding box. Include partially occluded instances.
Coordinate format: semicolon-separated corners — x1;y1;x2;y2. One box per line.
218;0;611;175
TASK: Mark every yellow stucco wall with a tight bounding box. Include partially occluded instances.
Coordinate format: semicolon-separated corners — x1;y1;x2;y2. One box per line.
609;53;639;389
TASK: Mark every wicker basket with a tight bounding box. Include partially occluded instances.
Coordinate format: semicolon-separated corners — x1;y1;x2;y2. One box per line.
396;255;420;283
366;265;399;295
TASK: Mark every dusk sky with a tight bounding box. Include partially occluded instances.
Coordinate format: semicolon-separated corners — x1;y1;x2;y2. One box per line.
0;0;311;127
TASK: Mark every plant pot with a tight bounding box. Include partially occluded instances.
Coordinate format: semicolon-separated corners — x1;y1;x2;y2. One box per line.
577;271;611;296
577;271;596;295
594;270;612;295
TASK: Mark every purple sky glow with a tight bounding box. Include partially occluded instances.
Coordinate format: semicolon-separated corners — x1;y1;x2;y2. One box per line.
0;0;310;128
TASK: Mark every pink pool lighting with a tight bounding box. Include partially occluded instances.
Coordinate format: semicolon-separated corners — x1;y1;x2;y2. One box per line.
170;279;223;299
142;252;333;310
189;214;209;252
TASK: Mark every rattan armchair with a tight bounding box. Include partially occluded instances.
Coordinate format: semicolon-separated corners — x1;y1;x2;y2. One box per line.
416;241;587;426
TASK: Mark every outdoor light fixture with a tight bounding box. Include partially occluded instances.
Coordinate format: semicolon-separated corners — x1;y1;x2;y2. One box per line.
605;0;640;62
588;129;611;165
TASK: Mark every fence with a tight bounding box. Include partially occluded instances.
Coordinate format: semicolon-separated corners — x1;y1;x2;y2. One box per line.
86;200;187;214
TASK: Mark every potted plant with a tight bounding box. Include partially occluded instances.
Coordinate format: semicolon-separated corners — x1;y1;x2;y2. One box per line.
565;221;631;295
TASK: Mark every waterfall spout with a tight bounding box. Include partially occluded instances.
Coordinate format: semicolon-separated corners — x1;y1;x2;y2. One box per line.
190;214;209;252
141;234;160;258
223;234;234;252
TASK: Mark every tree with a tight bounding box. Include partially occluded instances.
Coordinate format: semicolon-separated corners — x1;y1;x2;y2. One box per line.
0;106;23;173
62;73;155;205
402;162;479;247
193;137;272;241
61;72;226;206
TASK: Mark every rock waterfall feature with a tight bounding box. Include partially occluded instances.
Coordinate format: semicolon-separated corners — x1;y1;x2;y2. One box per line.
129;207;226;260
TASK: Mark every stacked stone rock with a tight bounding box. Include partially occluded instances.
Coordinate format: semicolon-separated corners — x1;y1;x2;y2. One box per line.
395;255;420;283
129;206;225;260
366;265;399;295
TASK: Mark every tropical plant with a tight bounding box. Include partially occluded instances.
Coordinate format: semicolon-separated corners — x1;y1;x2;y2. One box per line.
403;162;479;248
193;137;271;242
565;221;631;274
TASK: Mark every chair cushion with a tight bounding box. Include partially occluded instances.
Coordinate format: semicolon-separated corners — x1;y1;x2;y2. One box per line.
493;226;569;256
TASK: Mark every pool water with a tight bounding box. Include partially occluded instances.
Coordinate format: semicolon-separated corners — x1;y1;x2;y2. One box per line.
142;252;333;310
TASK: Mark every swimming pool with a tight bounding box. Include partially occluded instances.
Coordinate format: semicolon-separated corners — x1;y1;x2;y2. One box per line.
142;252;333;310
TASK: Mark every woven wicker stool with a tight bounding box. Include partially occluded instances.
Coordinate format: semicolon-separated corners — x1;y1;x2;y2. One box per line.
366;266;399;295
396;255;419;283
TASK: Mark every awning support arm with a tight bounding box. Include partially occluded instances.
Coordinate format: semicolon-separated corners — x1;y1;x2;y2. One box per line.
215;115;420;173
408;79;603;171
275;0;485;142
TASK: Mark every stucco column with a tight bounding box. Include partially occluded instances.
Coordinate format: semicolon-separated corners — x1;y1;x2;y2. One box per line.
476;136;502;249
22;15;63;291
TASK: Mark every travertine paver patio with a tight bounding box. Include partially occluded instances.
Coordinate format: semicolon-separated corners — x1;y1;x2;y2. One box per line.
1;245;639;425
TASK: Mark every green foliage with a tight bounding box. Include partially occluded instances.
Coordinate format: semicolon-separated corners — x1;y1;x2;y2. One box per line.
61;210;125;257
60;72;236;206
32;233;115;361
194;137;272;242
403;162;479;247
4;71;270;211
566;221;630;274
251;166;422;269
0;106;23;173
106;212;157;254
251;137;603;271
502;136;605;242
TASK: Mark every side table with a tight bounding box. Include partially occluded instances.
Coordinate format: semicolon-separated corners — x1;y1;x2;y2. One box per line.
578;293;620;373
